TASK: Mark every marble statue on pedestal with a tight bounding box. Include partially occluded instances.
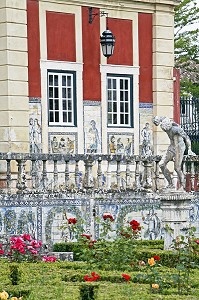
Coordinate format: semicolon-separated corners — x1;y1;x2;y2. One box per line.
152;116;196;190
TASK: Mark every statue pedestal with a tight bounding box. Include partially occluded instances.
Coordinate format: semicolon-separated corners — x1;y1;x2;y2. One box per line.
160;190;193;250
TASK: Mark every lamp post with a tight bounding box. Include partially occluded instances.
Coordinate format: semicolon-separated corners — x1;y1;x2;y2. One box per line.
88;7;115;58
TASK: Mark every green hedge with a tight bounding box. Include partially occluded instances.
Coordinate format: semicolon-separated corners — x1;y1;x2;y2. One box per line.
53;240;199;269
53;240;164;260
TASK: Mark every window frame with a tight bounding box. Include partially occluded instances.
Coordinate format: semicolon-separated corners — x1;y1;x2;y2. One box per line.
107;73;133;128
47;69;77;127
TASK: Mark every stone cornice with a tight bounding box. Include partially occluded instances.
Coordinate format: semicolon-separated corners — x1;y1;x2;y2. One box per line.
39;0;180;13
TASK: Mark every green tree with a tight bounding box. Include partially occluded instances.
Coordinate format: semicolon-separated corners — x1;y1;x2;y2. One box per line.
174;0;199;97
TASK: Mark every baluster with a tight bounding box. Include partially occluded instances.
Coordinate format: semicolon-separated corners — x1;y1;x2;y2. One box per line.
16;159;27;192
83;157;94;189
182;160;187;189
31;160;37;190
53;160;58;191
42;160;47;190
116;158;121;189
154;160;160;191
190;161;195;191
97;157;102;189
75;160;79;188
65;160;70;189
134;157;141;190
126;158;131;189
6;159;11;193
142;158;153;190
106;158;111;190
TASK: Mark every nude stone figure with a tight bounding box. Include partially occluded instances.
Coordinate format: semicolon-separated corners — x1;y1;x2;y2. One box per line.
152;116;196;190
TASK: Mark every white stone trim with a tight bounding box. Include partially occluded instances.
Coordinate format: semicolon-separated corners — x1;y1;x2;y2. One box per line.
40;60;84;153
100;64;140;154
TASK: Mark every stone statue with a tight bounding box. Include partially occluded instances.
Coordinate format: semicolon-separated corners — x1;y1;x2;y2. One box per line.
141;122;153;156
152;116;196;190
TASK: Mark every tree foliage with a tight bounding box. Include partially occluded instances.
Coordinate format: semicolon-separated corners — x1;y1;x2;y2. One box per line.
174;0;199;96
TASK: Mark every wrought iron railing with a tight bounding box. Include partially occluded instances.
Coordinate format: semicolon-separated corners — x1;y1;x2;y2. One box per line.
180;96;199;145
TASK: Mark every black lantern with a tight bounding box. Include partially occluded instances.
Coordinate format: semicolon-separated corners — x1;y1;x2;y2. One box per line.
100;29;115;58
89;7;115;58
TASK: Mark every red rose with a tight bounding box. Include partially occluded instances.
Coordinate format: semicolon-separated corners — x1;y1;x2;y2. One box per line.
129;220;139;226
84;272;100;282
195;240;199;244
103;214;114;221
68;218;77;224
154;255;161;261
81;234;91;240
122;273;131;281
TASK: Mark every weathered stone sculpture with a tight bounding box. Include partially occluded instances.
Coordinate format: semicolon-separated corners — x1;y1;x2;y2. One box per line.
152;116;196;190
141;122;153;156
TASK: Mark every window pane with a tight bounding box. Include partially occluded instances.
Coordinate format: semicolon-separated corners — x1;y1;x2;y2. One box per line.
62;88;66;98
54;75;58;86
125;114;129;124
68;100;72;110
67;88;71;99
113;114;117;124
54;87;58;98
120;114;124;124
120;102;124;112
113;102;117;112
108;102;112;112
49;87;53;98
62;100;66;110
62;76;66;86
68;112;72;122
125;79;128;89
63;112;67;122
49;75;53;86
113;79;116;89
67;76;71;86
120;79;123;90
55;100;59;110
125;91;128;101
120;91;124;101
108;78;111;89
55;112;59;122
49;112;54;122
108;90;112;100
125;102;128;112
49;99;54;110
108;114;112;124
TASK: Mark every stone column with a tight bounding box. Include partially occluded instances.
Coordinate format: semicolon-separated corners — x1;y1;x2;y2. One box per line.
0;0;29;153
160;191;193;250
152;6;175;156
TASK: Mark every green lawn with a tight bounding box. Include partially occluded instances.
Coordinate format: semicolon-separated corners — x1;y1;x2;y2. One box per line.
0;260;199;299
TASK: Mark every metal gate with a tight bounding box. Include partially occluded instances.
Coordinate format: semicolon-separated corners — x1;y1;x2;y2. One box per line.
180;97;199;153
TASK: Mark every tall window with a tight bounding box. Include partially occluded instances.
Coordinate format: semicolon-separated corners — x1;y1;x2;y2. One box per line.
48;71;76;126
107;74;133;127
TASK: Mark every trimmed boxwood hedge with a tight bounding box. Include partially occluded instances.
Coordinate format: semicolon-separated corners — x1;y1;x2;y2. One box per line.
53;240;199;268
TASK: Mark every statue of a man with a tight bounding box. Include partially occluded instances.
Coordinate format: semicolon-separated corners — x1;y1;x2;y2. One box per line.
152;116;196;190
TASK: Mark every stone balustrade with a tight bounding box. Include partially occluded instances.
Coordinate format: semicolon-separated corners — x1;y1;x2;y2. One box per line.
0;153;198;194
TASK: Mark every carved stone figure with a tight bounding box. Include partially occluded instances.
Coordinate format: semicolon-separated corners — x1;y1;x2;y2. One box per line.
141;122;152;156
152;116;196;190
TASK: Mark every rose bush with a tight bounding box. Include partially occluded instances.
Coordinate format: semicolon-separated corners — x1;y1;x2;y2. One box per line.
0;234;56;263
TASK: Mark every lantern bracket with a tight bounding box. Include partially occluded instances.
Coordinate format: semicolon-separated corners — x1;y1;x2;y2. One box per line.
89;7;108;24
